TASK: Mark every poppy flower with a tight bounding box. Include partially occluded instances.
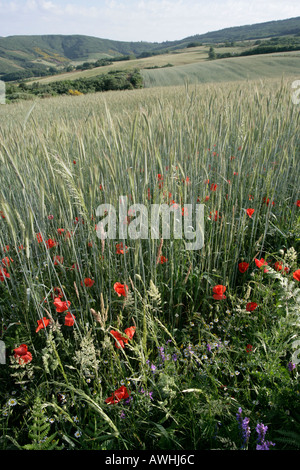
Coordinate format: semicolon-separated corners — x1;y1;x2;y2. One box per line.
209;210;221;221
297;200;300;207
246;302;258;312
0;210;5;219
114;282;128;297
263;197;275;206
53;287;63;298
238;262;249;273
57;228;65;235
13;344;32;364
105;385;130;405
36;317;50;332
116;243;128;254
213;285;226;300
246;208;255;218
110;326;136;349
53;255;64;265
210;183;218;192
45;239;57;249
246;344;253;353
293;269;300;282
255;258;268;269
36;233;43;243
1;257;13;267
274;261;283;271
159;255;168;264
0;267;10;282
53;297;71;313
64;312;76;326
81;278;95;287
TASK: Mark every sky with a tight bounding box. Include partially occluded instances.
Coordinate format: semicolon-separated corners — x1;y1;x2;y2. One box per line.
0;0;299;43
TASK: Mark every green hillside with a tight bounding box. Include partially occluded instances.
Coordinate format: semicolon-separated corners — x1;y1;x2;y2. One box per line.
141;51;300;87
0;16;299;80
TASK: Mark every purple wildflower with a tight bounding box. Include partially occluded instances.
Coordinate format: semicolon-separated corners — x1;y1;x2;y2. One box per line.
256;422;275;450
236;407;251;449
288;362;296;371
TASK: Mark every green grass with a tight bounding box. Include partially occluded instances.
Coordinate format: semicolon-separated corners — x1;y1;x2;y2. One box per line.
0;76;299;451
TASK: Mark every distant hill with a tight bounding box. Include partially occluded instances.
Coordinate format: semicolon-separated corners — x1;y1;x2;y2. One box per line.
161;16;300;49
0;16;299;79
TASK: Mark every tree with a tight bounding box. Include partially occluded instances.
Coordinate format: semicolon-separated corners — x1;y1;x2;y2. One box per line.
208;46;216;60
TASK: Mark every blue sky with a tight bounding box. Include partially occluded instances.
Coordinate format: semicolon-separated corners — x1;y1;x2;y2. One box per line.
0;0;299;42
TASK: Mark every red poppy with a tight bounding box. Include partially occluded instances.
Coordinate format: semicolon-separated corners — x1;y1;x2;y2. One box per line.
1;256;13;267
45;239;57;249
64;312;76;326
246;302;258;312
53;255;64;265
13;344;32;364
213;285;226;300
53;297;71;312
246;344;253;353
293;269;300;282
209;210;221;221
81;278;95;287
0;210;5;219
53;287;63;298
255;258;268;269
110;326;136;349
114;282;128;297
57;228;65;235
210;183;218;192
274;261;283;271
297;200;300;207
246;208;255;218
238;262;249;273
0;267;10;282
36;317;50;332
116;243;128;254
263;197;275;206
36;233;43;243
159;255;168;264
105;385;130;405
